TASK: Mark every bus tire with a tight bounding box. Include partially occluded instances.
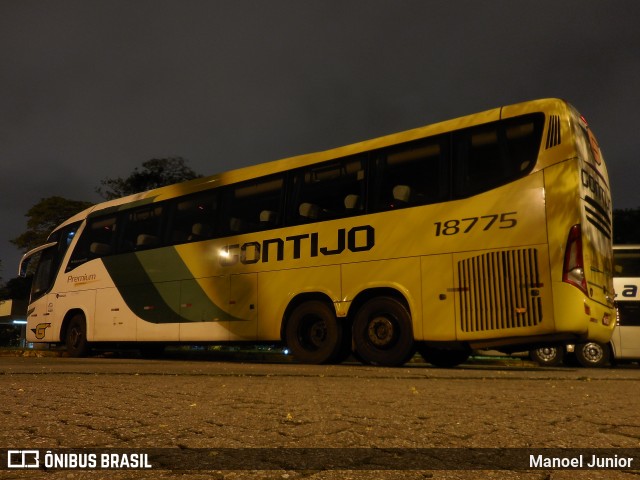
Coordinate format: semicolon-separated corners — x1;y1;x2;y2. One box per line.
418;345;470;368
352;296;414;367
575;342;610;368
530;346;564;367
65;313;90;357
285;300;343;364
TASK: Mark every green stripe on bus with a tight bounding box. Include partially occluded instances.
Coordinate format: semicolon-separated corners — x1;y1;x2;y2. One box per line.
102;249;239;324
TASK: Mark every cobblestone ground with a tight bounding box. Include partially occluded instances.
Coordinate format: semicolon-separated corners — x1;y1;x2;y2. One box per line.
1;356;639;480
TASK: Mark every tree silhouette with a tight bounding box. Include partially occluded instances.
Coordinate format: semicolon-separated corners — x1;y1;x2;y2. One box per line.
10;196;94;254
96;157;201;200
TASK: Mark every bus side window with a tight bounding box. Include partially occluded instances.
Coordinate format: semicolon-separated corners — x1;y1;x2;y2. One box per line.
290;156;366;224
67;216;118;271
170;191;219;244
119;206;164;252
615;251;640;277
453;125;504;198
617;303;640;327
453;114;544;199
222;174;284;235
504;114;544;173
373;137;449;211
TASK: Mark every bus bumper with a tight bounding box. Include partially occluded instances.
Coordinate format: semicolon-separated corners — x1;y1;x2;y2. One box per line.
553;283;615;344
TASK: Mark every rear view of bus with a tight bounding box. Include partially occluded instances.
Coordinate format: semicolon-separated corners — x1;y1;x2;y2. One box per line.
450;99;615;357
542;101;615;345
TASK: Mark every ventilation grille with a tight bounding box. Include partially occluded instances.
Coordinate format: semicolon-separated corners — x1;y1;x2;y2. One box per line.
458;249;543;332
545;115;561;149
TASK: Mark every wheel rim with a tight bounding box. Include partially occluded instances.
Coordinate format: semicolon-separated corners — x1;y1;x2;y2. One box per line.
581;343;604;363
69;326;82;349
367;315;396;348
536;347;559;363
298;316;327;351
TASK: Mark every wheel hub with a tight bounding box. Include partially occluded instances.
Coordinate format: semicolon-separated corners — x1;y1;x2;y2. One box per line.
309;321;327;347
69;328;82;348
583;344;603;363
368;316;395;347
538;348;558;361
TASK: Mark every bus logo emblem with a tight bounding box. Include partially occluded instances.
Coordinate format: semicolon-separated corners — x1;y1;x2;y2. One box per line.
7;450;40;468
31;323;51;340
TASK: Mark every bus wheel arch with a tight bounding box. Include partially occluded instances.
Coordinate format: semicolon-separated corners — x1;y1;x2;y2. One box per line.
282;293;347;364
61;309;91;357
350;288;415;367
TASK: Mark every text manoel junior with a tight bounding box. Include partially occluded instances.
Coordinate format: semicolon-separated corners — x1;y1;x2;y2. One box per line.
530;454;634;469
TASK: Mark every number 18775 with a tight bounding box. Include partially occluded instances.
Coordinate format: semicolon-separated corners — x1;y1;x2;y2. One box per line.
434;212;518;236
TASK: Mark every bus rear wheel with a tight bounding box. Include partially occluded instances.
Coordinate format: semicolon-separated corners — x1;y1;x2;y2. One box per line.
530;346;565;367
65;313;90;357
352;297;414;367
285;300;344;364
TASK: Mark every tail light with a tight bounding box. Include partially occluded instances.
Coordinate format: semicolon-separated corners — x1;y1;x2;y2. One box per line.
563;224;587;294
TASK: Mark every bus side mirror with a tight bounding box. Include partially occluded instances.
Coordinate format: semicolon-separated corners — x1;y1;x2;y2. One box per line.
17;241;58;278
18;256;31;278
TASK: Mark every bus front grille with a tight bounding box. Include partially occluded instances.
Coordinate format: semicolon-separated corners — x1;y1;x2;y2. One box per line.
458;248;543;332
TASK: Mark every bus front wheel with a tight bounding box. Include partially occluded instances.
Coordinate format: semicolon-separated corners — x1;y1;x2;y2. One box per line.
65;313;90;357
285;300;343;364
352;297;414;367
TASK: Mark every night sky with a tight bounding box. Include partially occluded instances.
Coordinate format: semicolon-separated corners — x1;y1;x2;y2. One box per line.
1;0;639;278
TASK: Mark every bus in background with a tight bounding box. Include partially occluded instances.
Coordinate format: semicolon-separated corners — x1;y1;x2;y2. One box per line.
611;245;640;361
530;245;640;367
18;98;614;367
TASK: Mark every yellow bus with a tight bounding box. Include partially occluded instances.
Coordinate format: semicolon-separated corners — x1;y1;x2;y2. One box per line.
19;98;615;366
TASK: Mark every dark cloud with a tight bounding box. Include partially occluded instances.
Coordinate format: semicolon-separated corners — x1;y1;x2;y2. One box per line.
1;0;639;276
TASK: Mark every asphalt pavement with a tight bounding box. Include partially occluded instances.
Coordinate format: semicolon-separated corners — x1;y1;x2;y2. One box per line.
1;352;639;480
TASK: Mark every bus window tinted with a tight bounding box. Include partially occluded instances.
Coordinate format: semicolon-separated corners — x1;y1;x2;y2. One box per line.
171;191;218;243
120;206;164;252
614;250;640;277
225;175;284;234
375;136;449;210
292;157;365;223
617;302;640;327
453;114;543;198
67;215;118;271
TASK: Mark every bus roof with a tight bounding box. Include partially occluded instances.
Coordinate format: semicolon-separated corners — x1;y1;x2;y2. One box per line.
54;97;570;232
